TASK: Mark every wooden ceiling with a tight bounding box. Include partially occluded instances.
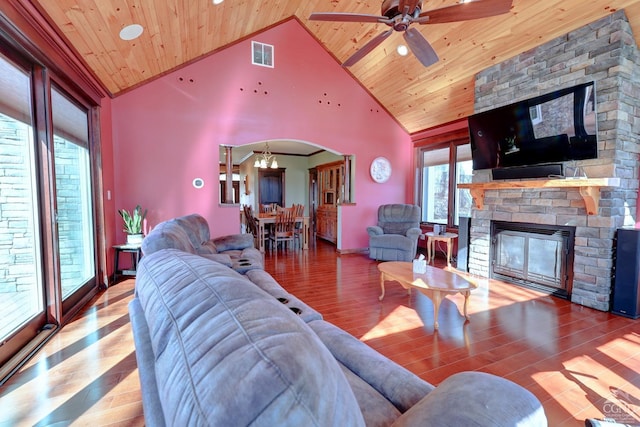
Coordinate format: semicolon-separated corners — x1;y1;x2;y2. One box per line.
32;0;640;134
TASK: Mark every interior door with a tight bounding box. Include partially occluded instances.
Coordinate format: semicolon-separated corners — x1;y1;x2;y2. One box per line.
258;169;284;206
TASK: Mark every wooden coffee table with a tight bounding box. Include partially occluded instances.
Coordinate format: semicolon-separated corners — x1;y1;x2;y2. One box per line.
377;261;478;330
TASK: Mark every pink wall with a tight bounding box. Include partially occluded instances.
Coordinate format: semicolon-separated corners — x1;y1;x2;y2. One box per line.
110;19;413;250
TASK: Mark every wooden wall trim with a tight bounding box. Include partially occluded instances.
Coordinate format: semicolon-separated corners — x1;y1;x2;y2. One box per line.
413;128;469;148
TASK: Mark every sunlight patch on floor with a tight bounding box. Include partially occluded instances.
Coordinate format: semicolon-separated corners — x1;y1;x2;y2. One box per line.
360;305;424;341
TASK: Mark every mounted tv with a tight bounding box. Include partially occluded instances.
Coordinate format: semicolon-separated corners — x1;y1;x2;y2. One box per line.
468;82;597;171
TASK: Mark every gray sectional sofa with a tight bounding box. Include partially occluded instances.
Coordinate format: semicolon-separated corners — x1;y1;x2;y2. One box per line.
129;214;547;426
141;213;264;273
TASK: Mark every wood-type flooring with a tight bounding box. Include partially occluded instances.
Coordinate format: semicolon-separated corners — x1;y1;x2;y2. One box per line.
1;239;638;426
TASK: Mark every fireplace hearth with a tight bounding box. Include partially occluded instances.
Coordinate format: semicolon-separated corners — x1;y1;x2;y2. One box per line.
491;221;575;299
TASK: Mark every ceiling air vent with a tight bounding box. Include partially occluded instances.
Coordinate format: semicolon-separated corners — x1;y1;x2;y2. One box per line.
252;41;274;68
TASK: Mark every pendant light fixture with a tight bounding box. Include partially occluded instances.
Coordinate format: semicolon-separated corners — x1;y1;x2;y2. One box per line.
253;142;278;169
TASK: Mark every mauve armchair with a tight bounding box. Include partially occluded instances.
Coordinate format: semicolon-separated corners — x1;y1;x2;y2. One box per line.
367;204;422;262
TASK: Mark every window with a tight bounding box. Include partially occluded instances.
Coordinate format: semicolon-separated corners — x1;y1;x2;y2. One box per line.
417;139;473;226
252;41;274;68
529;104;542;125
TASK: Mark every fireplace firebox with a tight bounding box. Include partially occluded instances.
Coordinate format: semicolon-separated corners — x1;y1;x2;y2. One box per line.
490;221;575;298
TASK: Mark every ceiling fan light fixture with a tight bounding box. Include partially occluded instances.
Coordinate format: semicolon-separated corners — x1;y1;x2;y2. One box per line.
119;24;143;41
397;44;409;56
212;0;224;4
310;0;513;68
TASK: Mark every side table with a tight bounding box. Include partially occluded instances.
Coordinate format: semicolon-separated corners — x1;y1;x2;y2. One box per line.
424;232;458;267
113;244;142;285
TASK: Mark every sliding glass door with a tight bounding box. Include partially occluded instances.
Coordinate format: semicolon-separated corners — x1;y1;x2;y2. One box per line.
0;53;47;358
0;45;98;374
51;87;95;307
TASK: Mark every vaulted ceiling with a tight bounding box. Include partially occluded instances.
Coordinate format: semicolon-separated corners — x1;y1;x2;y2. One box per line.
32;0;640;134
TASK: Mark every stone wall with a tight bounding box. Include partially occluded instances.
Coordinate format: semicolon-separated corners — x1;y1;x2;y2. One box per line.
1;114;90;295
0;114;38;293
468;10;640;311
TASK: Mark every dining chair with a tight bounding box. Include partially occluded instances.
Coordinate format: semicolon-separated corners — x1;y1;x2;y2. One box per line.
292;204;305;248
242;205;262;247
268;208;296;250
260;204;271;213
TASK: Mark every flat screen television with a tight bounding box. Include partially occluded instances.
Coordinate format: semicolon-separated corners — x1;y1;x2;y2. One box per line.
468;81;597;171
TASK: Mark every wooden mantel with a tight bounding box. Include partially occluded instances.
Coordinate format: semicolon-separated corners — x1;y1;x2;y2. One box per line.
457;178;621;215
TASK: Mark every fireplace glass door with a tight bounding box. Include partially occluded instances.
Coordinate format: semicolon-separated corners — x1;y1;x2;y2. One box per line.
491;221;575;298
494;232;563;288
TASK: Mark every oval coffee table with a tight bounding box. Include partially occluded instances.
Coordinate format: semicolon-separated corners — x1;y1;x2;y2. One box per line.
377;261;478;330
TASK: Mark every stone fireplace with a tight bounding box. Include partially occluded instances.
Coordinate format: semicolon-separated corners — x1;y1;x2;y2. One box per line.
467;10;640;311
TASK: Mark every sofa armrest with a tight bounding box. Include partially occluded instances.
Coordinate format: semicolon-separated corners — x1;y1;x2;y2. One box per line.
211;233;254;251
392;372;547;427
405;227;422;240
308;319;434;413
367;226;384;237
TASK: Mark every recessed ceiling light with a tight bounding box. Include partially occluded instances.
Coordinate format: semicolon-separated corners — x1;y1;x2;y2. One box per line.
213;0;224;4
119;24;143;41
397;45;409;56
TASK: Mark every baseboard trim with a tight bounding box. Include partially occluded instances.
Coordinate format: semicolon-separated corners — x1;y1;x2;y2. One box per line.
337;248;368;255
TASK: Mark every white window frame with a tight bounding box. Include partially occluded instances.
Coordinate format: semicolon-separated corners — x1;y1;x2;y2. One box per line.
252;41;274;68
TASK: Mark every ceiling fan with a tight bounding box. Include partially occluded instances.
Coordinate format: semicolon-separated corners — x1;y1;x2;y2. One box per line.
309;0;513;67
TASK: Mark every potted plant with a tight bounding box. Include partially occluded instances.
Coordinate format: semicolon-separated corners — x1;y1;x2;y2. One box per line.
118;205;147;245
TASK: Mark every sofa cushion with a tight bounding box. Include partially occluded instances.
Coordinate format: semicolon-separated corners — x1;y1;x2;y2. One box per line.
377;204;420;235
135;249;364;426
370;234;415;250
212;233;254;252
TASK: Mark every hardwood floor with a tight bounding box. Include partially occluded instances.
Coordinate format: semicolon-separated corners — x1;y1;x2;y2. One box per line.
1;239;639;426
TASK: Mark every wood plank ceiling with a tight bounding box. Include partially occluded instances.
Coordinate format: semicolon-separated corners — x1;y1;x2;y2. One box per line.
32;0;640;134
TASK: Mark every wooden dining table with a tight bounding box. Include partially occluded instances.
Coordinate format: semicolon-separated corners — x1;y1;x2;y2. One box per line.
256;213;309;252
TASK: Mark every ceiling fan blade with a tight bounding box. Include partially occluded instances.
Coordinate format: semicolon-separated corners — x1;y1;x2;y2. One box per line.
309;12;389;24
419;0;512;24
403;28;439;67
342;29;394;67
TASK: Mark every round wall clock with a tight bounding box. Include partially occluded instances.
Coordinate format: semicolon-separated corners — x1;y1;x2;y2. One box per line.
370;157;392;183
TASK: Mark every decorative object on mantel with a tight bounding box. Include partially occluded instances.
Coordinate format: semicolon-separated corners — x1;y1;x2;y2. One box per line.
253;142;278;169
458;177;620;215
118;205;147;245
370;156;392;183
